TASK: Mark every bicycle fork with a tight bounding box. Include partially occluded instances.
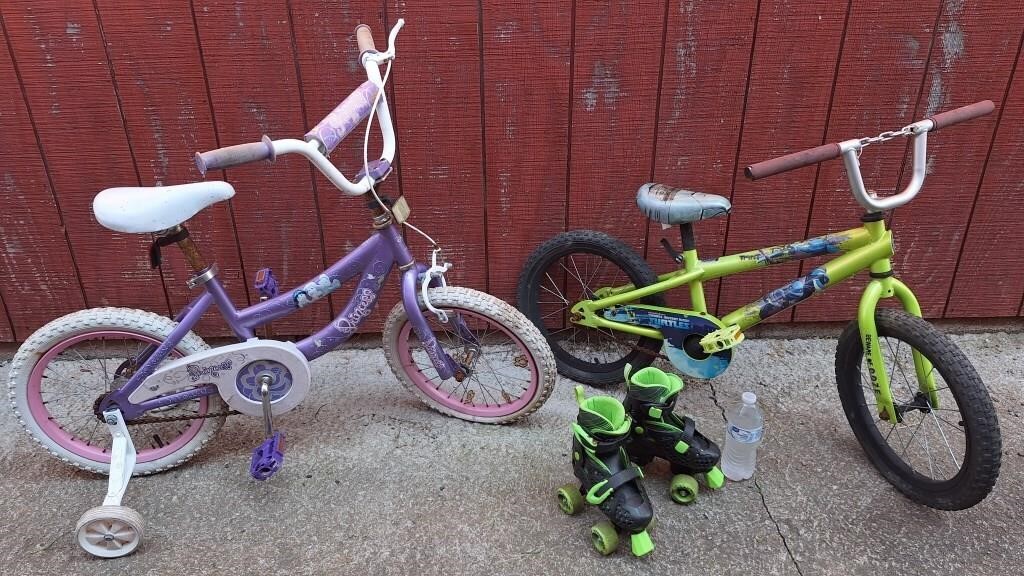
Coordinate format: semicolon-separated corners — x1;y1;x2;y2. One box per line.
401;264;476;380
857;276;938;422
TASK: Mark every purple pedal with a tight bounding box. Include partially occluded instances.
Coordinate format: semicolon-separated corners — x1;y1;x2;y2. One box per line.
250;432;285;481
254;268;279;300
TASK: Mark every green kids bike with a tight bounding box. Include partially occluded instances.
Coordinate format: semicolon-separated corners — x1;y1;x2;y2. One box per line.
518;101;1001;511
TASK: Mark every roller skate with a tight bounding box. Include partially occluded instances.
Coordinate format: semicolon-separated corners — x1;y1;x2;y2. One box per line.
623;365;725;504
556;386;655;557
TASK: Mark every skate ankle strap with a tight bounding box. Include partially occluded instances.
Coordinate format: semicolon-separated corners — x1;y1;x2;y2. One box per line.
585;465;643;505
641;396;677;419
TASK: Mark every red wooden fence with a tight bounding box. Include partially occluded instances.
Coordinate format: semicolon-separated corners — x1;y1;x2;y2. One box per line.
0;1;1021;342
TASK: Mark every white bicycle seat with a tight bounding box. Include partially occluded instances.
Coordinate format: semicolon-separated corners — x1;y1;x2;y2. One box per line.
93;181;235;233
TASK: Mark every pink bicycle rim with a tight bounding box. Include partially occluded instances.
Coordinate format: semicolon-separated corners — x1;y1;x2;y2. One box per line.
398;308;538;417
26;330;208;464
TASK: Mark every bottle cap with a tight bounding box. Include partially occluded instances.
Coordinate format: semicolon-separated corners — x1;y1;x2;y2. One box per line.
742;391;757;405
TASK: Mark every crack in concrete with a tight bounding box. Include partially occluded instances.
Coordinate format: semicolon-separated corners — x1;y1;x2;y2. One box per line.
707;379;727;423
754;477;804;576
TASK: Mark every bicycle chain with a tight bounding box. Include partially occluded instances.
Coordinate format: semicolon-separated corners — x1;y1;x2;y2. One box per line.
126;409;240;425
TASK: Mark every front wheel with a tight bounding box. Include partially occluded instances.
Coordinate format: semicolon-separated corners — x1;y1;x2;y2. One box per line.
835;309;1000;510
382;286;557;424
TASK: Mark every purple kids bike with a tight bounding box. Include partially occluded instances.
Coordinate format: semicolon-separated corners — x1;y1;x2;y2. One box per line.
6;20;555;558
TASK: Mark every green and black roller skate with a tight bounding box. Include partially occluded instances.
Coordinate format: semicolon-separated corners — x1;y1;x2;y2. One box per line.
623;366;725;504
556;386;655;557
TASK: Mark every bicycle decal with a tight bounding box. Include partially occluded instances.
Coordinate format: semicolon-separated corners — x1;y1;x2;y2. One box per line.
292;274;342;308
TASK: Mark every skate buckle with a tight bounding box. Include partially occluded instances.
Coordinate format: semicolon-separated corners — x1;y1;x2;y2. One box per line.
699;324;744;353
250;378;286;481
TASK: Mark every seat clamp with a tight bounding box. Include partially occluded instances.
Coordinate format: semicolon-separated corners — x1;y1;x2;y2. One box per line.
187;264;219;290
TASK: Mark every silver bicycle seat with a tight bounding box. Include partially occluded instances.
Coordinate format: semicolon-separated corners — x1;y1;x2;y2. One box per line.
636;183;731;225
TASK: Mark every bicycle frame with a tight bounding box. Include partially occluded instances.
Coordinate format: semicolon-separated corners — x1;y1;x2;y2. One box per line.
99;221;462;420
571;216;936;421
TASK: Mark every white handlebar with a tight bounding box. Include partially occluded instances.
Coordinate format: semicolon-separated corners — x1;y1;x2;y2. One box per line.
270;20;405;196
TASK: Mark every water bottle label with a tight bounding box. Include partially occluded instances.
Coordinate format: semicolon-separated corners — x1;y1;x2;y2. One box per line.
728;424;763;444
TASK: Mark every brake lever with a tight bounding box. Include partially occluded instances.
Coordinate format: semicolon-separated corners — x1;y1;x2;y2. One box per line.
362;19;405;67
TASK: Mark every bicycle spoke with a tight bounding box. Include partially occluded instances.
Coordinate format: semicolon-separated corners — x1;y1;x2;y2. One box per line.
927;399;961;470
569;256;588;296
542;272;569;305
898;414;925;460
921;423;936;478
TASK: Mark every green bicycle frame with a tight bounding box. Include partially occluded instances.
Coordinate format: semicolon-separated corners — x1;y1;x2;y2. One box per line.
570;217;937;421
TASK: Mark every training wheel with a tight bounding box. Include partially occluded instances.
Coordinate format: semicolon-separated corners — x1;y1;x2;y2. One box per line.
75;505;144;558
556;483;585;515
670;473;699;505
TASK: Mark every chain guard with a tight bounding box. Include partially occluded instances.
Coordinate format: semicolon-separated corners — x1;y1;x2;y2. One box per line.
130;339;312;417
603;305;732;379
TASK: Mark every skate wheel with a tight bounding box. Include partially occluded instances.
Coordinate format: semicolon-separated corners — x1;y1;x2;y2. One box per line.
670;474;699;505
705;466;725;490
591;520;619;556
556;483;585;515
75;505;144;558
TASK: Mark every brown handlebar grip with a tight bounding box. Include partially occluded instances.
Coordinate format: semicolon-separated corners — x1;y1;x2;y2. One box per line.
356;24;376;53
744;143;842;180
927;100;994;131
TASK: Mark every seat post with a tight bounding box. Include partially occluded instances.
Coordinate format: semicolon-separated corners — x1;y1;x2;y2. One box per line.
176;233;208;273
157;225;214;283
679;223;696;252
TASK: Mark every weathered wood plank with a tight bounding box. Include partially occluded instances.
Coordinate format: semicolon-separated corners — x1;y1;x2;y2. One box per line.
567;0;664;253
716;0;849;322
95;1;246;336
482;0;572;304
386;1;487;292
645;0;757;313
192;0;329;335
289;1;396;332
794;0;940;322
947;41;1024;318
2;2;170;315
0;17;84;340
888;0;1022;318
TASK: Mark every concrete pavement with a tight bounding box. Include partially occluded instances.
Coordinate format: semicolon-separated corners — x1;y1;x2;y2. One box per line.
2;329;1022;575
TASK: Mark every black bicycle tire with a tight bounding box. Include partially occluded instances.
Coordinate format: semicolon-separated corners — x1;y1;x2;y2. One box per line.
835;308;1000;510
516;230;665;387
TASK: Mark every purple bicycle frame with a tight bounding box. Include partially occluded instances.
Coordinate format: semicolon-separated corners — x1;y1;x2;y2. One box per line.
100;223;461;420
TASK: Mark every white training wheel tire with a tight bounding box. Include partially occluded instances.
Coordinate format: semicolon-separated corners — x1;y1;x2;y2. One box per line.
75;505;144;558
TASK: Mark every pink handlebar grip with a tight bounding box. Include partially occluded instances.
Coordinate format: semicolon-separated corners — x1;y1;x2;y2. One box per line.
356;24;376;53
195;135;275;175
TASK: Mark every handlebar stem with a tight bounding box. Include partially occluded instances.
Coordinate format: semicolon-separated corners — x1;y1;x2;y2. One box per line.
840;127;930;213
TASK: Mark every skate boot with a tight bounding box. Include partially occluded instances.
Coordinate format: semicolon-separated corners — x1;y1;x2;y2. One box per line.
624;365;725;504
556;386;655;557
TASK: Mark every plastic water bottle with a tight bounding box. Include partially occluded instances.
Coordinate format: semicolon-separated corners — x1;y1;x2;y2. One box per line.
721;392;764;481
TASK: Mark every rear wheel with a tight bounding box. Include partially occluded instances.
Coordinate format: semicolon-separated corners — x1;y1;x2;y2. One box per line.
8;308;226;475
835;309;1000;510
517;230;664;387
